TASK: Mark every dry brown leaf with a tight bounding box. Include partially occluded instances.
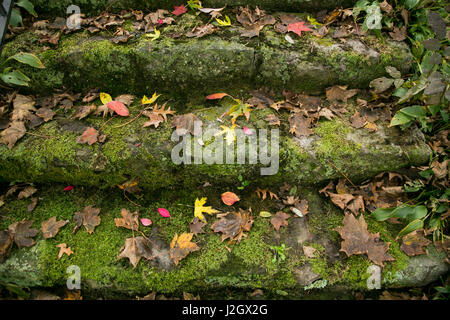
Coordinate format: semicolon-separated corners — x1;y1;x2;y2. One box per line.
172;113;202;136
326;85;358;103
0;230;13;262
36;107;56;122
18;186;37;199
400;230;431;256
72;105;97;120
11;94;36;122
1;121;26;149
76;127;98;145
8;220;39;248
211;210;254;243
335;213;395;266
41;217;69;239
303;245;317;258
289;113;313;137
73;205;101;234
114;209;139;231
118;236;155;268
270;211;290;231
265;113;280;126
56;243;74;259
190;217;206;235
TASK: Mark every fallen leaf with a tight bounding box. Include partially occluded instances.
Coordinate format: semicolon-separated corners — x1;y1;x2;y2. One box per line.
114;209;139;231
350;111;367;129
270;211;290;231
18;186;37;199
27;197;38;212
289;114;312;137
76;127;98;145
400;230;431;256
41;217;69;239
118;236;154;268
8;220;39;248
56;243;73;259
63;186;74;191
211;209;254;243
11;94;36;122
1;121;26;149
118;179;141;194
287;22;312;37
255;188;279;200
107;100;129;117
326;85;358;103
194;197;219;221
303;246;317;258
140;218;152;226
0;230;13;262
170;232;200;265
142;92;161;105
186;24;216;38
73;205;101;234
206;93;229;100
36;108;56;122
72;105;96;120
221;192;240;206
172;5;187;16
157;208;171;218
190;217;206;235
265;114;280;126
172;113;202;136
335;213;395;266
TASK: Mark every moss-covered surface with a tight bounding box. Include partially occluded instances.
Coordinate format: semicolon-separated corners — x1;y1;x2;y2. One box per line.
0;184;446;299
0;99;430;190
31;0;358;16
1;14;412;97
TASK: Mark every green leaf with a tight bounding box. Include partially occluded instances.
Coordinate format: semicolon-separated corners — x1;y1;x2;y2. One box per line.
405;0;421;10
363;4;382;30
353;0;369;18
372;208;395;221
398;219;424;237
391;205;416;219
0;69;31;86
407;205;428;222
9;8;22;27
390;111;414;126
399;106;427;118
259;211;272;218
16;0;37;17
9;52;45;69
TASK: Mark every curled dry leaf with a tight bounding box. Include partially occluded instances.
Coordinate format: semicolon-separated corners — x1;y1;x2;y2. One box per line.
289;113;312;137
172;113;202;136
1;121;26;149
72;104;97;120
18;186;37;199
0;230;13;262
335;213;395;266
36;107;56;122
169;232;200;265
73;205;101;234
326;85;358;103
41;216;69;239
400;230;431;257
114;209;139;231
211;209;254;243
56;243;74;259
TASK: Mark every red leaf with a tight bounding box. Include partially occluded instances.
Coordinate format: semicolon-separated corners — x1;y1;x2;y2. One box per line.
287;22;312;38
140;218;152;226
157;208;171;218
172;5;187;16
206;93;229;100
63;186;74;191
221;192;240;206
107;100;129;116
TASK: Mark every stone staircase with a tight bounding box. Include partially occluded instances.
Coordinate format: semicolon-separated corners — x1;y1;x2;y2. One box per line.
0;1;447;299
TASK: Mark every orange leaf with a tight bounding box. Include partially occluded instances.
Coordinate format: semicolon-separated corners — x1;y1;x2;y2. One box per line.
107;100;129;116
287;22;312;37
206;93;229;100
221;192;240;206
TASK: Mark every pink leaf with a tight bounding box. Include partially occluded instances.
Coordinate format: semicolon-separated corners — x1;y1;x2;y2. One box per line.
157;208;171;218
243;126;253;135
140;218;152;226
206;93;229;100
107;100;130;116
172;4;187;16
287;22;312;38
63;186;74;191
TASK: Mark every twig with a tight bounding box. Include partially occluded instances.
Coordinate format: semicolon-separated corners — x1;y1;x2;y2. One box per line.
325;159;356;187
123;191;142;207
99;115;117;131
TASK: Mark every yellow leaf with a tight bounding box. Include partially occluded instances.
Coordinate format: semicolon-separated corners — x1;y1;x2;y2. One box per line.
146;27;160;41
216;15;231;26
142;92;161;105
216;124;236;145
307;16;323;26
194;197;219;221
100;92;113;105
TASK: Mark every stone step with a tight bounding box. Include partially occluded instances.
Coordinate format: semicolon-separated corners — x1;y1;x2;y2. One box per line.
0;184;447;298
1;16;412;97
0;101;430;190
33;0;358;16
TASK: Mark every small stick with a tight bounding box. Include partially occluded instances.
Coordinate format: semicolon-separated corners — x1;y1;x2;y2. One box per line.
123;191;142;207
325;159;356;187
99;115;117;131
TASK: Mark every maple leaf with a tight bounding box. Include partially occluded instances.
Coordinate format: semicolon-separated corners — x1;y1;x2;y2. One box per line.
270;211;290;231
172;5;187;16
152;103;176;122
326;85;358;103
143;112;164;128
194;197;219;221
221;192;240;206
76;127;99;145
335;213;395;266
41;217;69;239
255;188;279;200
56;243;74;259
115;209;139;231
172;113;202;136
350;111;367;129
142;92;161;105
287;22;312;37
186;24;216;38
190;217;206;235
8;220;39;248
170;232;200;265
73;205;101;234
0;230;13;262
118;236;155;268
226;99;252;122
216;125;236;145
211;209;253;243
1;121;26;149
289;114;313;137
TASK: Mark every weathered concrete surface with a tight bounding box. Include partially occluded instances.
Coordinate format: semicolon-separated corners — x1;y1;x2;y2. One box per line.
1;25;412;96
0;104;431;191
0;186;447;298
32;0;358;15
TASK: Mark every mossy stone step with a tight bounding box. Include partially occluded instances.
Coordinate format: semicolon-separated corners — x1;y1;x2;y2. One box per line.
32;0;358;15
0;103;430;190
0;185;447;298
1;19;412;97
